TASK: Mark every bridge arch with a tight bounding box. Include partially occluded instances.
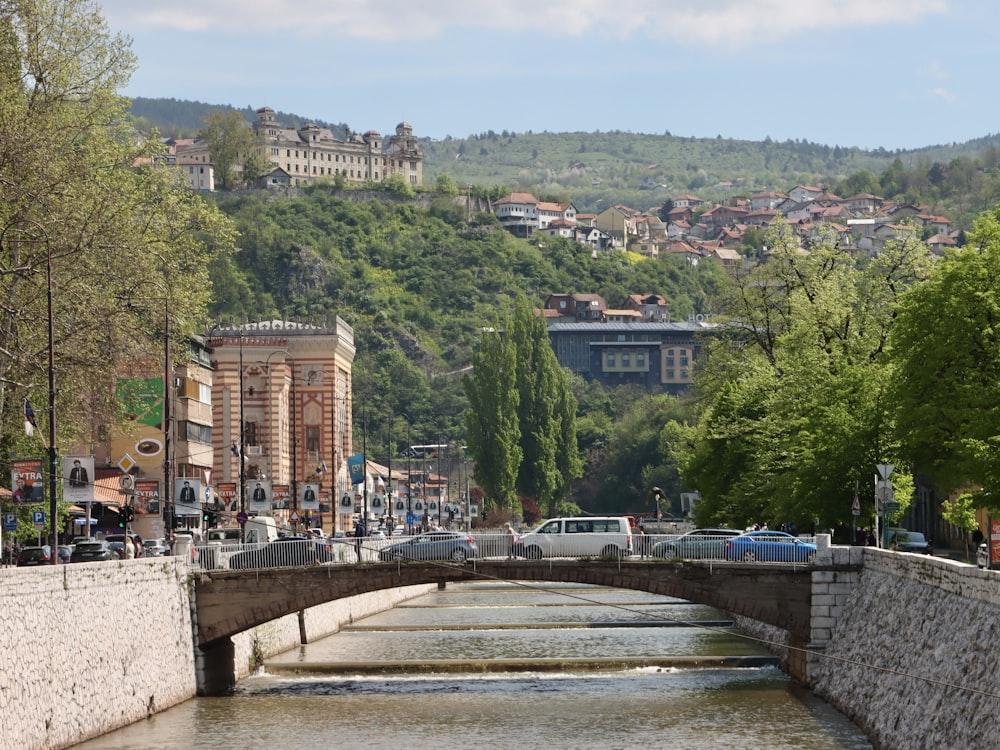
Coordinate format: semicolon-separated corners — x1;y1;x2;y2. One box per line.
192;559;821;692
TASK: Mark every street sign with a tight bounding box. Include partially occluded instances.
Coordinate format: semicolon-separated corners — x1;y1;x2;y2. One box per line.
2;512;16;531
851;494;861;516
204;486;211;501
236;511;248;525
32;509;45;529
289;511;300;523
884;501;901;515
876;463;895;480
117;453;136;474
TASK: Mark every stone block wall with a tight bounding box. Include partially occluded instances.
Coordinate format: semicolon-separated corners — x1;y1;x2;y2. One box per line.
810;549;1000;749
0;558;196;750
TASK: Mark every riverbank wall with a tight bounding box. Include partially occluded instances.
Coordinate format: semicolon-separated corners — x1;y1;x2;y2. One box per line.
0;558;433;750
808;549;1000;749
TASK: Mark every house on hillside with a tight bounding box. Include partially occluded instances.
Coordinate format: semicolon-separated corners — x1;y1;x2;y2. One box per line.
492;192;539;237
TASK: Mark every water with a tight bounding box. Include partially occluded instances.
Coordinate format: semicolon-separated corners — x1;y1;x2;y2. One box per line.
71;581;872;750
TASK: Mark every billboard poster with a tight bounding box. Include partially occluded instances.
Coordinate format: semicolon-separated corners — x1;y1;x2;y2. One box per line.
218;482;238;512
272;484;290;510
319;490;331;513
175;477;202;517
134;479;160;515
111;378;166;475
248;479;271;513
11;458;44;504
300;482;320;511
63;456;95;505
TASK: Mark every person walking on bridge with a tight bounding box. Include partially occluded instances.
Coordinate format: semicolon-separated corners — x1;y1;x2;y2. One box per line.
354;519;366;563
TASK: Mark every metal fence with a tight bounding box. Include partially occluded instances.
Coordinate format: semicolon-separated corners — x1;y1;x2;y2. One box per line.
187;531;819;571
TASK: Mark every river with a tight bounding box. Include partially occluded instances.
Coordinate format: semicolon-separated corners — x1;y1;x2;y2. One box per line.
71;580;872;749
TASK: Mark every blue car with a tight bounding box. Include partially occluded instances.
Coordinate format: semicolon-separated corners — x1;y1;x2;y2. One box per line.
724;530;817;563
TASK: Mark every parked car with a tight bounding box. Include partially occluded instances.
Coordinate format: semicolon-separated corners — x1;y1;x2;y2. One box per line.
227;538;318;569
977;542;991;569
142;538;170;557
70;540;117;563
886;528;933;555
651;528;742;560
57;544;74;564
16;545;53;566
724;530;818;563
379;531;478;562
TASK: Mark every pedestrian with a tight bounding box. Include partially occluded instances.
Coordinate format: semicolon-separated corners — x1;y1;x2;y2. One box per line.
354;519;366;562
636;524;647;557
505;522;518;559
124;536;135;559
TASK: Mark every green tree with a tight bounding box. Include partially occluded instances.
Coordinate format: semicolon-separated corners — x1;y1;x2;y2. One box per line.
199;108;256;190
888;207;1000;506
434;173;459;196
464;323;521;510
684;220;929;532
511;296;562;516
0;0;236;471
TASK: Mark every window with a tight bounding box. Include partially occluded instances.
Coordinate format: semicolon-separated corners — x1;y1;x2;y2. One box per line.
243;420;258;447
180;421;212;445
306;426;320;453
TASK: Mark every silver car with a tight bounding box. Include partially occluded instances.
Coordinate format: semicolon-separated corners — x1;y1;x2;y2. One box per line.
378;531;478;562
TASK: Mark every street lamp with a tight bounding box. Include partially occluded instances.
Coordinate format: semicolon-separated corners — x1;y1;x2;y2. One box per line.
260;349;295;526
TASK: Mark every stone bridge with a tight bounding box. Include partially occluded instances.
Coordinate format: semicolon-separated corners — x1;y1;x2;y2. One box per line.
191;549;858;693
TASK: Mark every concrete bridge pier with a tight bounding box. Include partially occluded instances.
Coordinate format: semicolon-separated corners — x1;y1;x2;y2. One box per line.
196;637;237;696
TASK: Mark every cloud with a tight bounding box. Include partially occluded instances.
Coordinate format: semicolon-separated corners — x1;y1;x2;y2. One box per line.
929;87;956;104
101;0;950;45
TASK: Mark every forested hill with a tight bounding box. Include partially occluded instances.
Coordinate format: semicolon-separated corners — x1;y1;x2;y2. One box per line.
129;96;1000;216
206;188;728;441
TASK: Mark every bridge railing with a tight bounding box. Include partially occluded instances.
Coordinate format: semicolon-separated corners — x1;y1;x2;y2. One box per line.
189;532;819;571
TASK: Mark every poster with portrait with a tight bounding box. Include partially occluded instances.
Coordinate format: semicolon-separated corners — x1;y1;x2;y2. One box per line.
11;458;44;504
272;484;289;510
175;477;202;517
218;482;237;512
62;456;95;505
247;479;271;513
134;479;160;515
319;490;330;513
300;482;320;511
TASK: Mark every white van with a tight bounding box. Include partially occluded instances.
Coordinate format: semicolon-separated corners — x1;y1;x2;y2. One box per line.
515;516;633;559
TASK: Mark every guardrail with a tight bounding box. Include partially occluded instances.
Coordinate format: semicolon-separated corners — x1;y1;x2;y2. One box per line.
189;531;819;571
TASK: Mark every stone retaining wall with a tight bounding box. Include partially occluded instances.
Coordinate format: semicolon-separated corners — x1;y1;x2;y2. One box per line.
810;549;1000;749
0;558;194;750
0;558;434;750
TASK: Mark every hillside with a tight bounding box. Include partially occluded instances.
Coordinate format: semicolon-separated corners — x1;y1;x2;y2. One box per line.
129;97;1000;215
206;188;728;449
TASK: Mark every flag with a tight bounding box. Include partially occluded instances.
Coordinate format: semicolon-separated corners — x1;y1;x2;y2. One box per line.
231;442;248;463
316;460;328;476
24;399;37;437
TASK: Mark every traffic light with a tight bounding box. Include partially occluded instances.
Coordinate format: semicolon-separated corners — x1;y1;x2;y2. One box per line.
117;511;126;528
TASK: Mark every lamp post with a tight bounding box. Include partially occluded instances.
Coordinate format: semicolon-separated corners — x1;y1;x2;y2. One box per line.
261;349;294;527
44;227;58;561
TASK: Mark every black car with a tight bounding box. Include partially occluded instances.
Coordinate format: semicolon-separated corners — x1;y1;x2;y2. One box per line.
70;540;117;562
886;528;933;555
16;545;53;566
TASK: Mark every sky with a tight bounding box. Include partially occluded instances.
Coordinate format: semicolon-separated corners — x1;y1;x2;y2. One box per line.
98;0;999;152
